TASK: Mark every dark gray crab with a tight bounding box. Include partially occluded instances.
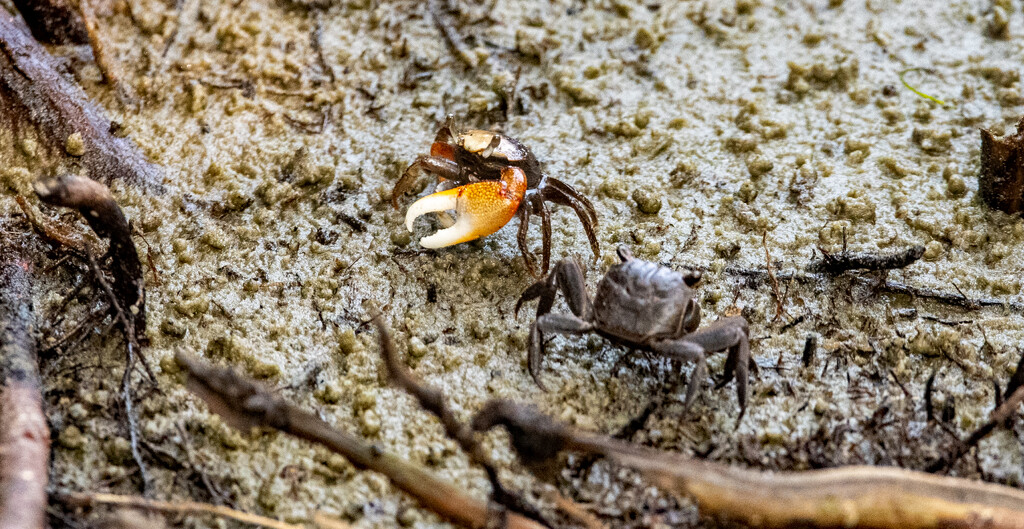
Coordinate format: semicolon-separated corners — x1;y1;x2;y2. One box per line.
516;246;752;417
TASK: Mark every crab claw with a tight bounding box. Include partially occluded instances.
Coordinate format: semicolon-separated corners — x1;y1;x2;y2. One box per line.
406;167;527;248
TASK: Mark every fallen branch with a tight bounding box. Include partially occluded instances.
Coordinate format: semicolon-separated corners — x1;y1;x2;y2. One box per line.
0;12;163;191
808;245;925;274
0;248;49;529
33;173;152;494
59;492;302;529
373;316;544;523
473;400;1024;529
34;174;146;334
174;352;547;529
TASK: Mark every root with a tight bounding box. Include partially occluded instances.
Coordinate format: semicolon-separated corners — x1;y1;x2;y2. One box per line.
59;493;302;529
175;352;548;529
0;250;49;529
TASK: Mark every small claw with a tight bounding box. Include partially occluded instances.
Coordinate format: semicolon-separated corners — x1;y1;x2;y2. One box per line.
405;168;526;249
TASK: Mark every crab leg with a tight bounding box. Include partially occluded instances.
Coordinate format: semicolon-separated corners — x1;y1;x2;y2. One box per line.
406;167;527;248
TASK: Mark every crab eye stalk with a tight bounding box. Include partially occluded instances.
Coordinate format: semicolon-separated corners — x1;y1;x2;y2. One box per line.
406;167;528;249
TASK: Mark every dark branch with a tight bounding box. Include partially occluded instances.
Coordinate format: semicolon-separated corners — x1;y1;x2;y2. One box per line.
808;245;925;274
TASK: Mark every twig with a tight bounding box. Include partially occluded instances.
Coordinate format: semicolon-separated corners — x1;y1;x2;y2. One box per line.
473;400;1024;529
808;245;925;274
927;365;1024;473
78;0;137;106
174;352;548;529
429;0;477;67
0;13;163;191
15;195;88;255
58;492;302;529
34;174;146;335
373;316;546;524
763;232;787;321
0;249;49;529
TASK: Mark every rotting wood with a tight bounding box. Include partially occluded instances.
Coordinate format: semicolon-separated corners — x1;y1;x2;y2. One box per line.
808;245;925;274
0;13;163;192
980;118;1024;215
473;400;1024;529
0;248;49;529
174;352;549;529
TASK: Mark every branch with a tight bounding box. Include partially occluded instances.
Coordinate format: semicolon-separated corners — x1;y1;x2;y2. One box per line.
174;352;547;529
373;316;545;523
0;12;163;191
473;400;1024;529
0;249;49;529
34;173;146;335
58;492;304;529
808;245;925;274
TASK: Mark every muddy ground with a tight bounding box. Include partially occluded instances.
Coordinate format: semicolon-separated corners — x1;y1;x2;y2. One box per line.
3;0;1024;527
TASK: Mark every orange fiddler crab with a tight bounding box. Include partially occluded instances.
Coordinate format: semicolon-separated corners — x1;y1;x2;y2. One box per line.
391;116;600;276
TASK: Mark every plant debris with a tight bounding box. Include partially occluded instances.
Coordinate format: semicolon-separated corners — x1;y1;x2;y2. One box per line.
808;244;925;274
979;118;1024;214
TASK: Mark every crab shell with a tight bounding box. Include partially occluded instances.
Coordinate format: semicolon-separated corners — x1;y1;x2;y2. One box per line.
594;257;702;344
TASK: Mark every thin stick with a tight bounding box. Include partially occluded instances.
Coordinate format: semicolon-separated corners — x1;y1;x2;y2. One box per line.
762;232;786;321
0;250;49;529
78;0;137;106
175;352;547;529
474;400;1024;529
59;492;302;529
808;245;925;274
373;316;543;522
927;384;1024;473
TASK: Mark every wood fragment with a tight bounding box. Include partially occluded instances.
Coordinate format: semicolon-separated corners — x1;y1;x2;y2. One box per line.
373;316;544;523
174;352;548;529
59;492;302;529
980;117;1024;214
34;174;146;334
0;13;163;191
0;249;49;529
78;0;137;106
808;245;925;274
763;232;787;320
474;399;1024;529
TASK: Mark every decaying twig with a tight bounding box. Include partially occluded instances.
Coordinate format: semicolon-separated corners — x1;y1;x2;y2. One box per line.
763;232;787;320
174;352;547;529
0;13;163;191
808;245;925;274
33;173;153;493
59;492;303;529
473;400;1024;529
34;174;146;335
0;248;49;529
78;0;136;106
979;117;1024;214
429;0;477;67
374;316;544;523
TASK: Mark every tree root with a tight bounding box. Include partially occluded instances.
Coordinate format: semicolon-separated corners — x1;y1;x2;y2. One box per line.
474;400;1024;529
174;352;548;529
0;12;163;192
0;249;49;529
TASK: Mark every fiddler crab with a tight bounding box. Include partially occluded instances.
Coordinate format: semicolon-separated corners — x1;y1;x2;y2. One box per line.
392;116;600;276
516;246;753;418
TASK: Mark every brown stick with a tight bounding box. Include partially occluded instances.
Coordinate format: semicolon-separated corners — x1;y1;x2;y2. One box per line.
373;316;543;522
474;400;1024;529
0;12;163;192
34;174;145;335
78;0;136;106
174;352;547;529
808;245;925;274
0;250;49;529
60;492;303;529
926;384;1024;473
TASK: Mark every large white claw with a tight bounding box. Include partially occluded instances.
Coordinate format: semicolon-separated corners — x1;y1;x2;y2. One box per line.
404;191;479;249
405;192;457;232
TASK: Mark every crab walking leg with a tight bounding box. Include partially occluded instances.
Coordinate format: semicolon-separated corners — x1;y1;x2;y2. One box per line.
406;167;527;248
